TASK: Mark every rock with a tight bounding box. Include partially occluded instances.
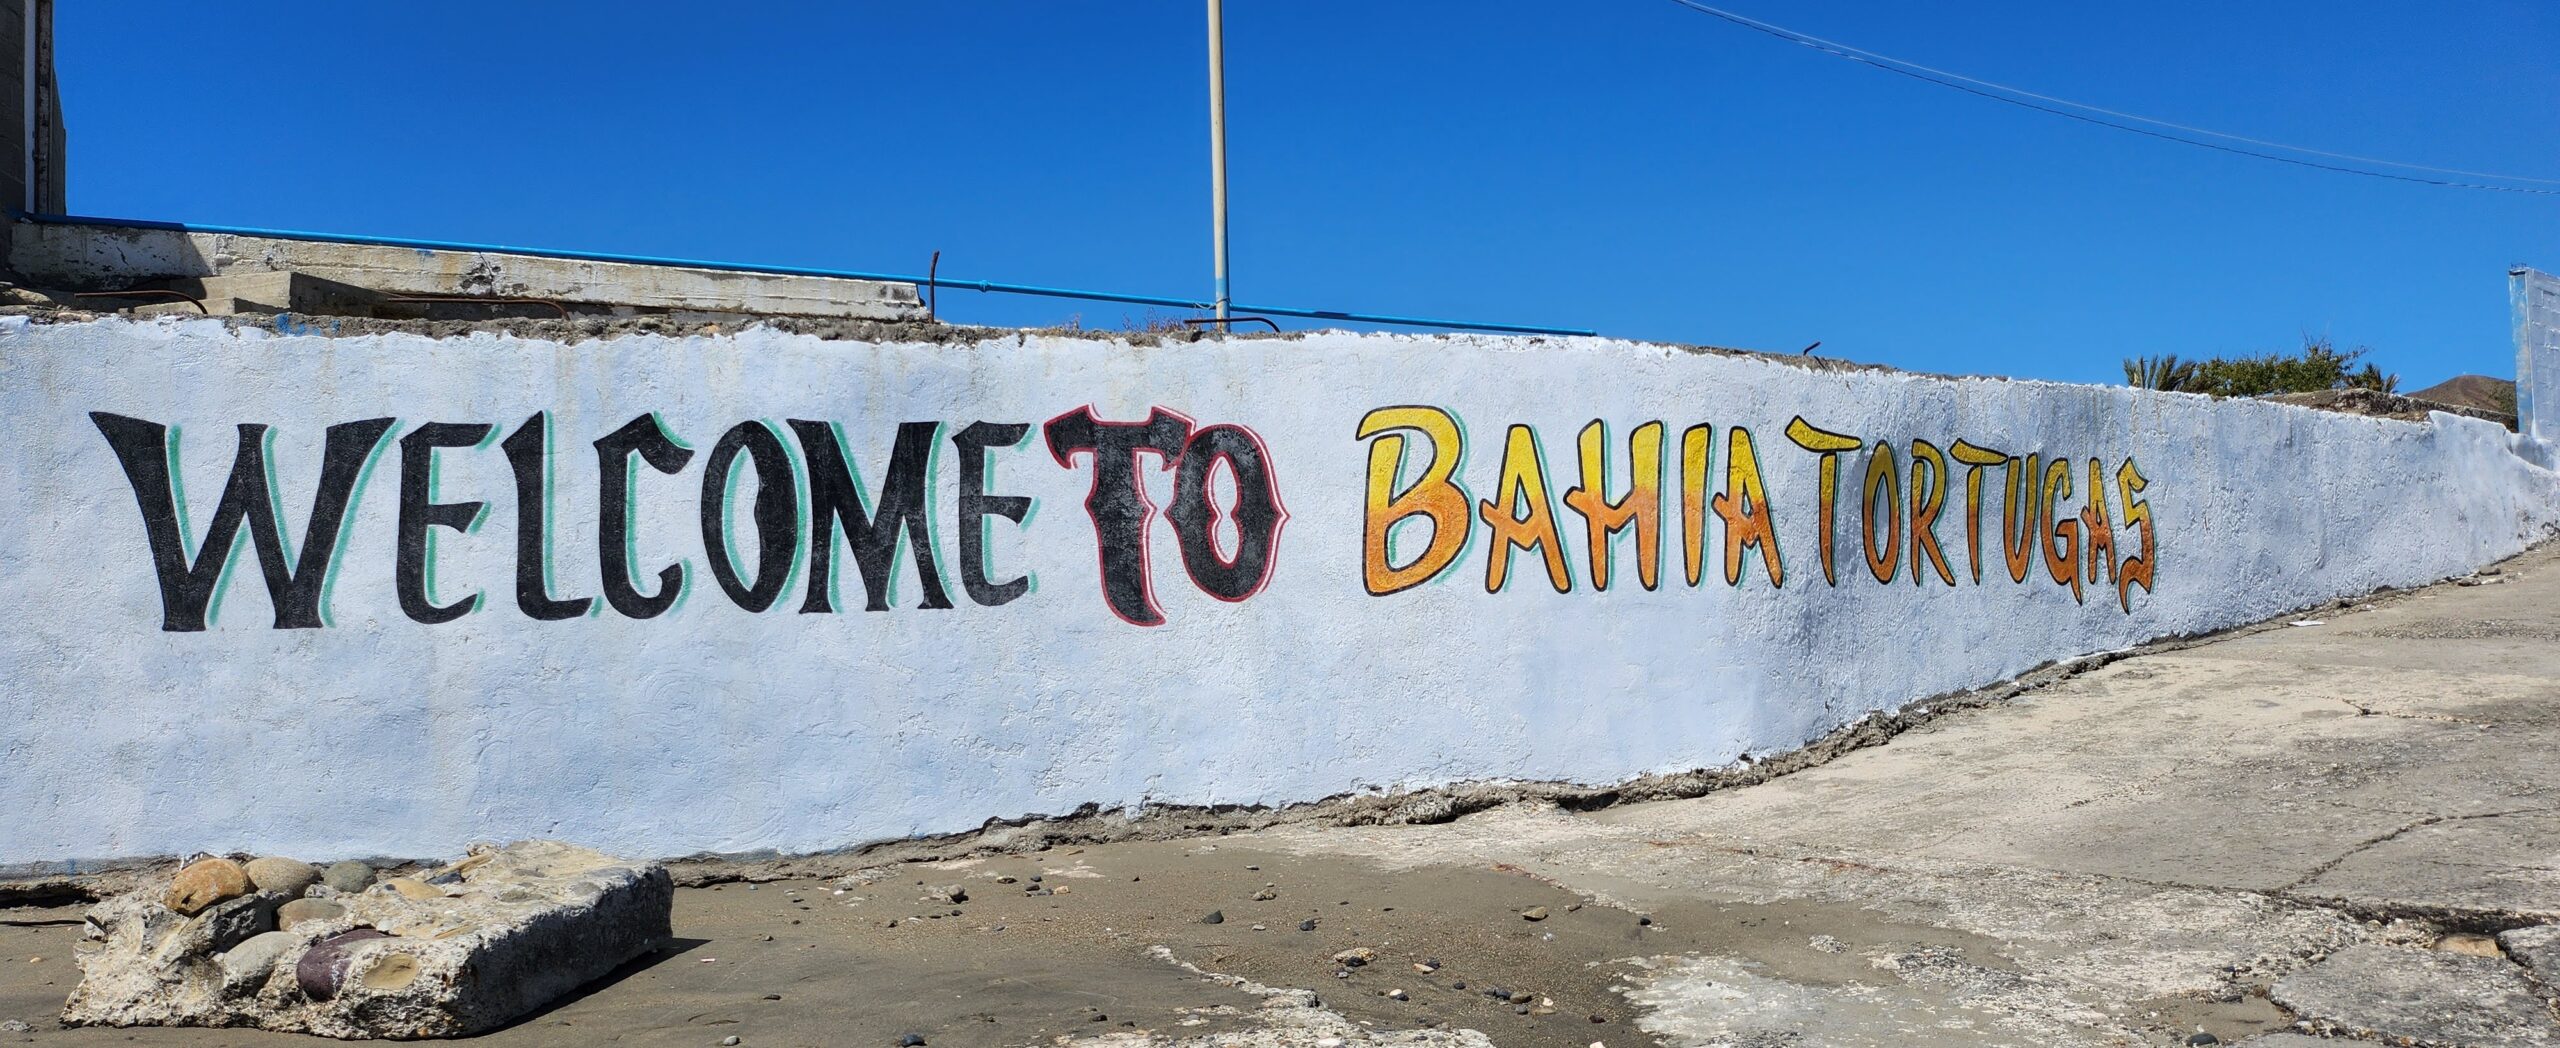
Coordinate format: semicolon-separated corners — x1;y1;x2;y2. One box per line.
1520;906;1548;921
1332;947;1376;966
2186;1035;2219;1046
1298;919;1317;931
277;898;347;931
1201;910;1224;925
65;840;672;1039
898;1034;926;1047
1637;916;1652;926
217;931;300;996
243;857;320;896
380;877;446;901
2269;944;2556;1048
0;1019;29;1032
200;892;284;954
721;1037;740;1046
2498;924;2560;978
926;885;967;905
1386;988;1409;1001
322;862;375;894
164;859;252;916
1251;888;1277;901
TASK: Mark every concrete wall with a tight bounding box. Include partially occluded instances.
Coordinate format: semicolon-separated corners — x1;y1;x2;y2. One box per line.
2518;267;2560;447
4;317;2556;870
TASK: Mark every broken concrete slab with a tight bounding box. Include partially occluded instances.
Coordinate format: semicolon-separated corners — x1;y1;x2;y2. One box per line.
2268;943;2557;1048
2503;924;2560;984
63;840;669;1039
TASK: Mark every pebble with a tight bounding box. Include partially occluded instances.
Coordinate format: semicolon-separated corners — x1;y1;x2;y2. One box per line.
244;857;321;896
1514;1005;1531;1015
898;1035;926;1046
1251;924;1267;931
1637;916;1652;927
997;876;1017;884
1386;988;1409;1001
1452;981;1467;990
165;858;254;916
720;1038;740;1046
1052;885;1071;895
0;1020;28;1033
1251;888;1277;901
321;861;375;894
763;994;782;1000
1332;947;1376;966
1299;919;1318;931
1520;906;1549;921
1202;910;1225;925
381;877;446;901
2186;1036;2218;1046
277;898;347;930
1591;1014;1608;1023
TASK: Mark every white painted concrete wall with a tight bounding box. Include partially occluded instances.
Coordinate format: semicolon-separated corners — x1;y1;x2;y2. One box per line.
4;317;2555;870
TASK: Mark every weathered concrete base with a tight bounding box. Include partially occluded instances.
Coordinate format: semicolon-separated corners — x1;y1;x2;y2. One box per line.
2269;944;2557;1047
63;840;669;1039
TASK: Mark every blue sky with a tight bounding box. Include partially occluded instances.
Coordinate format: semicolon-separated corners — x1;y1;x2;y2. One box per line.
55;2;2560;387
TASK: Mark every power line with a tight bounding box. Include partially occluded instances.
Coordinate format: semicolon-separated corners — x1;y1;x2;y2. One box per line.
1659;0;2560;196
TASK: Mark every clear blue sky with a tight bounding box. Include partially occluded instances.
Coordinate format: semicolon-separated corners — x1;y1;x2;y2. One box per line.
54;1;2560;387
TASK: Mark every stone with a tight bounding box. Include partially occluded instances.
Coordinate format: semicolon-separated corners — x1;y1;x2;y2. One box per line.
721;1037;740;1046
1520;906;1549;921
2269;944;2556;1048
0;1019;28;1032
243;857;320;897
1299;919;1317;932
2499;923;2560;978
2186;1035;2219;1046
1201;910;1224;925
381;877;446;901
899;1034;926;1046
276;898;346;931
926;885;967;904
199;892;284;954
64;840;673;1039
163;858;252;916
217;931;300;996
322;862;375;894
1251;888;1277;901
1332;948;1375;966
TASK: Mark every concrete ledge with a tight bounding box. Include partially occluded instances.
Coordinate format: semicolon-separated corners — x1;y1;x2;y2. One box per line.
6;221;925;321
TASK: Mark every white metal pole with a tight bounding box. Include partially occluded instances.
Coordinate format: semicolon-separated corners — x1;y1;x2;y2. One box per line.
1207;0;1230;331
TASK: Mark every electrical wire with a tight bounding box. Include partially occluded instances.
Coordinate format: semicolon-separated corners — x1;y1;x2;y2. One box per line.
1659;0;2560;195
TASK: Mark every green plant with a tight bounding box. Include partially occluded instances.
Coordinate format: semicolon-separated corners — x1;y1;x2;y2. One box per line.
2344;362;2399;395
2122;354;2199;391
2183;337;2367;398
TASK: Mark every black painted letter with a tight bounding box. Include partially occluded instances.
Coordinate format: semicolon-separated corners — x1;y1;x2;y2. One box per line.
1041;406;1191;626
396;422;494;624
500;413;594;620
789;420;951;612
952;421;1033;608
91;413;393;631
700;421;800;613
1167;424;1286;601
594;414;695;619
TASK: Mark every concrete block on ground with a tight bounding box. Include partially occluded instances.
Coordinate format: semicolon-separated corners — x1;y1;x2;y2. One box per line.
62;840;671;1039
2268;943;2557;1048
2502;924;2560;984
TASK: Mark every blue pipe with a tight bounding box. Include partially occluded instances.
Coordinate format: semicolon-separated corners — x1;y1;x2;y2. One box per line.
17;212;1599;338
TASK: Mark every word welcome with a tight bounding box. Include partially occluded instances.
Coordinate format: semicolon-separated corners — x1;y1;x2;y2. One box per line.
1357;408;2158;612
87;408;1282;632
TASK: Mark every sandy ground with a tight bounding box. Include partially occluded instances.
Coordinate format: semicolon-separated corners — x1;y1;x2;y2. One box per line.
8;550;2560;1046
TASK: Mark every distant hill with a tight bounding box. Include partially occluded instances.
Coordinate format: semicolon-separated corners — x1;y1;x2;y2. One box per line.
2409;375;2517;417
